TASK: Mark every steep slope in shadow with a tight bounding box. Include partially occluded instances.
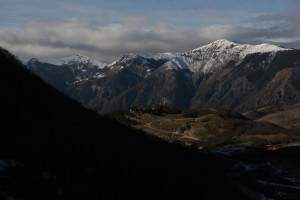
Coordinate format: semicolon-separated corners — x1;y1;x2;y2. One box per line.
0;47;243;199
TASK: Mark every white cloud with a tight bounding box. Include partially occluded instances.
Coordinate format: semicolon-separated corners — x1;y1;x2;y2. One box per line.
0;20;203;62
0;15;299;63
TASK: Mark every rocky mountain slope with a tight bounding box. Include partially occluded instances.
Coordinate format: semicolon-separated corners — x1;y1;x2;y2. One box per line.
27;39;300;113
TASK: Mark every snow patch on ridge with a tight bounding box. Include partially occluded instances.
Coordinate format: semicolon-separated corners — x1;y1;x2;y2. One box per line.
58;54;107;69
164;57;190;71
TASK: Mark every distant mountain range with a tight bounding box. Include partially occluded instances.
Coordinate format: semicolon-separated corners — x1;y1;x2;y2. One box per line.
26;39;300;113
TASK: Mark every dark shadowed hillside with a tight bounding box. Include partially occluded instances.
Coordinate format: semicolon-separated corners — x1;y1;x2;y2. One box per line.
0;47;248;199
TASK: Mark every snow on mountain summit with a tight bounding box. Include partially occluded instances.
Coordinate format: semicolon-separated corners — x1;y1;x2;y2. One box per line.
192;39;289;56
58;54;107;69
48;54;108;82
30;40;292;81
192;39;237;52
181;39;291;73
242;43;289;55
103;39;291;75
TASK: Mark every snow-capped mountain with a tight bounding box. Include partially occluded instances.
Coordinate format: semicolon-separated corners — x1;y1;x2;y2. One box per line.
26;54;107;95
57;54;107;69
105;39;290;75
26;40;300;113
179;39;290;74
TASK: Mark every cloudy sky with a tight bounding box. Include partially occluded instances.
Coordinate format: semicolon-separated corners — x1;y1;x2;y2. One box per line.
0;0;300;63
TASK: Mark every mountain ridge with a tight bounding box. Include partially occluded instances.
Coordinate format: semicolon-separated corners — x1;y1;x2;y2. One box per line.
26;39;300;114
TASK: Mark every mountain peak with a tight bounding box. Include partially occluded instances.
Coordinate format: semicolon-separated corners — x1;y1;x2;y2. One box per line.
192;39;237;52
27;58;40;64
61;54;93;64
184;39;291;74
59;54;106;68
211;39;236;45
192;39;289;54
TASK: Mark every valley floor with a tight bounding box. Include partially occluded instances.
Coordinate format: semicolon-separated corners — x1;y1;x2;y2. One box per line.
118;107;300;150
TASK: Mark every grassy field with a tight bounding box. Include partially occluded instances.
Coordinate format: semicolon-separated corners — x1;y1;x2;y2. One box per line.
115;107;300;149
255;104;300;130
